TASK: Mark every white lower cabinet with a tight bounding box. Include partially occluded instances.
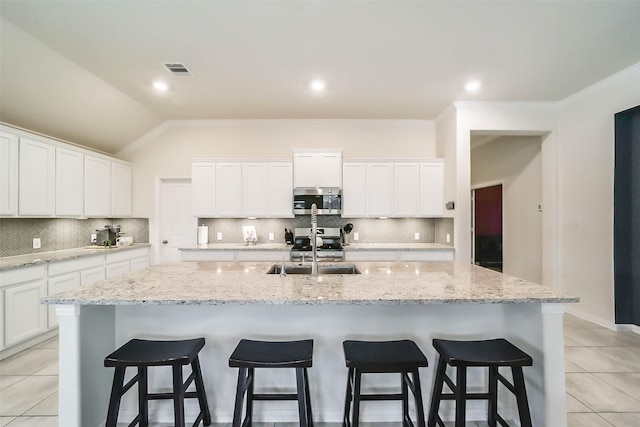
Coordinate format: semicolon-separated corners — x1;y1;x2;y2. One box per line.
1;265;48;348
106;247;150;278
47;273;80;328
81;266;105;287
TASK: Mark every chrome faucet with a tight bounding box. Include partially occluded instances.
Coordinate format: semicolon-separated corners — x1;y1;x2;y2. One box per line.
310;203;318;277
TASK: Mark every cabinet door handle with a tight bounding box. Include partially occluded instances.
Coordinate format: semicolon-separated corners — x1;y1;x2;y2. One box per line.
162;240;168;244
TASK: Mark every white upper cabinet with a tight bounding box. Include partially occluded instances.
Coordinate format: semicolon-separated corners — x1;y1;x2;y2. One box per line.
19;138;55;216
243;163;268;217
215;163;242;217
293;150;342;188
0;131;18;216
342;160;445;218
111;162;132;217
267;162;293;217
84;155;111;217
55;147;84;216
367;163;394;216
192;160;293;218
192;162;216;217
393;163;420;217
420;160;445;216
342;162;367;217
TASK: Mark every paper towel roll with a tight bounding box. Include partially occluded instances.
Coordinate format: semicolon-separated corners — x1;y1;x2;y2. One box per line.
197;225;209;245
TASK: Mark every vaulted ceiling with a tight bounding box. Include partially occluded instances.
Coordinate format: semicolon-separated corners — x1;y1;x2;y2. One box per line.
1;1;640;154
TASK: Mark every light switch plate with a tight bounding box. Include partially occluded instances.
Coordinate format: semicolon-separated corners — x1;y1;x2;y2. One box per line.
217;232;223;241
414;232;420;240
353;232;359;241
446;234;451;243
33;238;41;249
269;232;274;241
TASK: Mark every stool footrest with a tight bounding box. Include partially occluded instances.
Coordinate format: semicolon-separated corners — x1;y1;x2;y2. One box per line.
359;393;404;401
497;372;516;394
252;393;300;401
147;391;200;400
438;392;491;400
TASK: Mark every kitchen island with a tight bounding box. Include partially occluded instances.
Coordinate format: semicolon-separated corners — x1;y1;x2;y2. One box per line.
44;261;577;427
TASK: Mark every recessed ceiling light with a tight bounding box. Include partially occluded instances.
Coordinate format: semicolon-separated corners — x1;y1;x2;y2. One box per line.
310;79;326;93
465;80;481;92
153;81;169;92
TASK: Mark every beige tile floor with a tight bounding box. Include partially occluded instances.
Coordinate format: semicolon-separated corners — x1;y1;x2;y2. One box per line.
0;314;639;426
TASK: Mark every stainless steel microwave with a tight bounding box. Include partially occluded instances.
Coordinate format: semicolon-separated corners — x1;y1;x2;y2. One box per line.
293;188;342;215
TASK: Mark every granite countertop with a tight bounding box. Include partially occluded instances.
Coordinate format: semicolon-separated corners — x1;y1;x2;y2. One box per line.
0;243;152;271
179;243;289;251
345;243;454;251
179;243;454;251
43;261;578;306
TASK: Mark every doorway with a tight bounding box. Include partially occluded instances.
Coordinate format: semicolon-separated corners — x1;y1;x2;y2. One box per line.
158;178;196;263
472;184;503;272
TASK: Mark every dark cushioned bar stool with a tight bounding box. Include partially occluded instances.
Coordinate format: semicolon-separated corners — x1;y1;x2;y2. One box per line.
229;339;314;427
427;338;533;427
342;340;428;427
104;338;211;427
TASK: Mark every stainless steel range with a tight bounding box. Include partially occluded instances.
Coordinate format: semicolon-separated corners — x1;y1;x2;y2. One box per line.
290;227;344;262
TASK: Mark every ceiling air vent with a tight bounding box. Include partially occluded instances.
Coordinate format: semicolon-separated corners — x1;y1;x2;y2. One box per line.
164;63;191;76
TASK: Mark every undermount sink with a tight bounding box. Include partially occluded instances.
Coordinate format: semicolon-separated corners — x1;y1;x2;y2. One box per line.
266;264;361;275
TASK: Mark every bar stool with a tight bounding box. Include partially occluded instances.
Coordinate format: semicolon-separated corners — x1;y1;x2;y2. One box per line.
342;340;428;427
104;337;211;427
427;338;533;427
229;339;314;427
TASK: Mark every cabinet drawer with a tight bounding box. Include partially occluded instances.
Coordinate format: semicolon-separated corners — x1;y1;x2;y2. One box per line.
1;265;46;287
81;266;105;287
181;251;235;262
345;251;398;262
48;255;104;277
130;257;149;272
106;261;130;279
105;247;149;264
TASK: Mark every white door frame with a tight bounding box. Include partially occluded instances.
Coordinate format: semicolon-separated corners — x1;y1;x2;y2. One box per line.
153;175;194;265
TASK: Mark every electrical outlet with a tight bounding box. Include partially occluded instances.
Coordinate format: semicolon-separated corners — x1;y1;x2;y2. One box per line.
446;233;451;243
33;238;41;249
353;232;359;241
217;232;223;241
414;232;420;240
91;233;97;243
269;232;274;241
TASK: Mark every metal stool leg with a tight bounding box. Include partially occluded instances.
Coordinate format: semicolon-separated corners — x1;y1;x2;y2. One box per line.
351;369;362;427
232;367;248;427
303;368;314;427
455;366;466;427
296;367;309;427
512;367;533;427
172;364;186;427
105;366;126;427
427;358;446;427
412;369;427;427
191;357;212;426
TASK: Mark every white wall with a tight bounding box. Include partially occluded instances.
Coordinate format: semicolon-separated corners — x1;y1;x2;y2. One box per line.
558;63;640;325
454;102;558;288
471;136;543;283
119;119;437;249
435;106;457;220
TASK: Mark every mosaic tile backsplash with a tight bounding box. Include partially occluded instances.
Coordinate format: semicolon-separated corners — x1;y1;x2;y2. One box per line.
0;218;149;257
197;216;454;245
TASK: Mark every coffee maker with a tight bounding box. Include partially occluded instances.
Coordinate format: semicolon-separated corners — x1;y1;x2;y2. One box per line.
95;225;122;246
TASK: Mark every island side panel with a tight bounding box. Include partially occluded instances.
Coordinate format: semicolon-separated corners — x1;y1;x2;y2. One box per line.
113;303;517;424
503;302;567;427
57;304;115;427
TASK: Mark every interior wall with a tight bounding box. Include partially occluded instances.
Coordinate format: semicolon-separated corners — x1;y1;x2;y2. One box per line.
558;63;640;326
435;107;457;220
120;119;437;248
471;136;542;283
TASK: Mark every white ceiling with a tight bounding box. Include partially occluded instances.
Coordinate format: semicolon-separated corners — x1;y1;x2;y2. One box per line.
1;0;640;154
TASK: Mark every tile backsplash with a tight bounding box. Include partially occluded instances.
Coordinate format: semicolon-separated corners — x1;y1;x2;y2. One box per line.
197;216;454;245
0;218;149;257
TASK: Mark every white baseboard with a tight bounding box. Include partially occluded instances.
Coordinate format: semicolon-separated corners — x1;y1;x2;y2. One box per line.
0;328;58;361
565;308;640;334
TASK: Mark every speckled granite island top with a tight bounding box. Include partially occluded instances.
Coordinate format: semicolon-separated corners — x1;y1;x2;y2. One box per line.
43;261;578;306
